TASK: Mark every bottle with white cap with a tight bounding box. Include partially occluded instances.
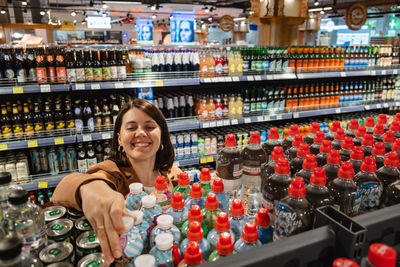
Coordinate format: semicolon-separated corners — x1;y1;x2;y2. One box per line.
149;233;176;267
119;216;144;262
140;195;162;226
125;183;147;211
134;254;156;267
150;214;181;247
128;210;151;250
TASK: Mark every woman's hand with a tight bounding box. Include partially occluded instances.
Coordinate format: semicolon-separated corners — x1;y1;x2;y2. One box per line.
80;180;132;264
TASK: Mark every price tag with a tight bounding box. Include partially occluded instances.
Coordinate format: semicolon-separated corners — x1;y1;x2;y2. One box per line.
207;156;214;163
54;137;64;145
381;70;386;75
223;120;230;126
27;140;38;148
75;83;85;90
218;77;225;82
204;78;212;83
335;108;341;114
376;104;382;109
340;72;347;77
365;105;371;110
0;143;7;151
383;103;389;108
102;132;111;139
396;102;400;107
82;134;92;142
91;83;101;90
293;112;300;119
38;181;48;189
40;84;51;93
129;82;140;88
173;161;180;167
13;87;23;94
257;116;264;122
244;118;252;124
224;77;232;82
264;115;271;121
394;69;398;75
247;76;254;81
255;75;262;81
155;80;164;87
276;115;283;120
200;157;207;164
202;122;210;128
232;77;240;82
209;121;216;128
231;119;238;125
115;82;124;89
371;71;377;76
297;74;304;79
266;75;274;80
212;78;219;83
216;121;223;127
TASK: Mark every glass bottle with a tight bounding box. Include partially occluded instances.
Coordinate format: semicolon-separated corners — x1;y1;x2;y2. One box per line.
0;237;43;267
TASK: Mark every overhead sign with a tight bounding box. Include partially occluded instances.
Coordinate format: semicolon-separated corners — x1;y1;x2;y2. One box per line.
136;19;153;44
170;11;195;44
345;3;367;31
219;15;234;32
87;16;111;29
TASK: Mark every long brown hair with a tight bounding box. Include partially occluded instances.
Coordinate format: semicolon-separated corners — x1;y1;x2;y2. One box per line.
108;98;174;172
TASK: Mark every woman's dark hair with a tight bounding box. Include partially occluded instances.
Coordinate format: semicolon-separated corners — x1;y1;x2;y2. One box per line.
108;98;174;172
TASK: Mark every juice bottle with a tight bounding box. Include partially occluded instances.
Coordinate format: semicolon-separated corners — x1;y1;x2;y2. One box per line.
235;95;243;119
323;150;341;183
363;243;397;267
234;222;262;252
181;205;208;239
391;139;400;159
177;241;205;267
207;96;215;121
229;199;249;242
199;96;208;122
208;232;236;262
286;134;304;160
362;134;374;157
377;152;400;205
310;131;325;155
165;192;188;229
306;167;334;209
295;154;317;184
377;114;389;131
348;146;365;174
228;95;236;119
340;136;354;162
261;146;285;183
371;142;385;169
151;176;172;212
382;130;395;153
364;117;375;134
353;126;366;146
206;212;235;249
254;208;273;244
326;121;342;141
282;125;299;151
214;95;223;121
180;221;211;261
332;128;346;150
290;143;310;176
201;193;222;232
262;127;282;160
317;140;333;167
373;124;385;143
211;178;228;213
304;122;320;144
184;183;205;210
389;120;400;138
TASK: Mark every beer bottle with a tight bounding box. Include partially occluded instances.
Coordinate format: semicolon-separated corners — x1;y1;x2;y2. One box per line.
35;48;47;83
84;50;94;81
22;103;34;137
92;50;102;81
77;143;88;173
4;49;15;81
74;100;83;133
0;104;12;139
43;102;54;132
93;99;102;131
123;50;132;77
111;98;119;125
66;50;76;82
102;98;112;130
64;100;75;129
46;48;56;83
116;50;127;80
15;48;26;83
33;102;44;137
54;101;65;130
94;141;104;163
26;48;36;82
108;50;118;80
75;50;85;82
55;49;67;83
11;104;23;138
101;50;111;81
83;100;94;132
86;142;97;169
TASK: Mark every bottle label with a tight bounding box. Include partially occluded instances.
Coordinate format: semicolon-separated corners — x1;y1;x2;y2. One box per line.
354;183;383;212
76;68;85;82
215;63;223;74
87;118;94;131
117;66;127;79
243;103;250;114
2;125;12;138
243;166;261;175
261;101;268;110
56;120;65;129
233;163;243;178
66;120;75;129
36;67;47;83
13;124;23;135
56;67;67;83
67;69;76;82
48;67;56;82
17;68;26;83
273;203;302;241
243;61;249;71
86;158;97;169
45;122;54;131
221;177;242;192
102;67;112;80
85;68;94;81
78;159;88;173
75;119;83;131
262;61;270;70
110;66;118;79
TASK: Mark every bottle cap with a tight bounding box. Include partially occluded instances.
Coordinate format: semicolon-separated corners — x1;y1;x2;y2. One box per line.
384;152;399;168
225;134;237;147
348;119;359;130
270;146;284;161
310;122;320;134
292;134;304;147
313;131;325;144
129;183;144;195
320;140;333;153
157;214;173;230
350;146;364;161
373;124;385;135
368;243;397;267
364;117;375;128
122;216;134;232
249;131;261;144
229;199;244;217
178;172;190;187
135;255;156;267
200;168;211;182
341;136;354;150
389;121;400;132
362;134;374;147
332;258;360;267
338;162;354;180
392;139;400;152
327;150;341;165
288;125;299;136
8;189;28;205
274;157;290;175
155;176;167;191
205;193;219;210
141;195;156;209
394;113;400;122
330;121;342;132
268;128;279;140
372;142;385;156
254;208;270;227
383;131;395;143
296;143;310;158
288;177;306;198
355;126;366;138
155;233;173;251
310;167;327;186
242;222;259;243
190;183;203;199
184;241;203;265
128;210;143;225
171;192;184;210
214;212;230;232
334;128;345;141
303;154;317;170
217;232;234;256
377;114;388;125
211;178;224;193
188;205;203;222
187;221;204;241
0;237;22;261
361;156;377;173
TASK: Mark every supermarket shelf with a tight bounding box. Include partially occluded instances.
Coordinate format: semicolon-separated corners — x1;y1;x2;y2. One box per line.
19;172;73;191
167;117;200;132
0;83;70;95
174;154;217;167
76;131;114;142
0;135;76;151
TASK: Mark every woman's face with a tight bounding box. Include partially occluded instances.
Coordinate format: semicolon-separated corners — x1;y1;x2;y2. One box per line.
118;108;162;163
142;25;152;41
179;21;193;43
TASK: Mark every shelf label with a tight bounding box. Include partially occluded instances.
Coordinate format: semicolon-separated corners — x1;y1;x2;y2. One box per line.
297;74;304;79
371;71;377;76
75;83;85;90
254;75;262;81
202;122;210;128
224;77;232;82
264;115;271;121
91;83;101;90
40;84;51;93
257;116;264;122
204;78;212;83
396;102;400;107
200;156;214;164
173;161;180;167
335;108;341;114
115;82;124;89
27;140;38;148
54;137;64;145
216;121;223;127
38;181;48;189
82;134;92;142
293;112;300;119
209;121;216;128
102;132;111;139
383;103;389;108
232;77;240;82
223;120;230;126
365;105;371;110
340;72;346;77
0;143;7;151
129;82;140;88
231;119;238;125
12;87;23;94
155;80;164;87
244;118;251;123
247;76;254;81
266;75;274;80
381;70;386;75
376;104;382;109
394;69;399;75
276;115;283;120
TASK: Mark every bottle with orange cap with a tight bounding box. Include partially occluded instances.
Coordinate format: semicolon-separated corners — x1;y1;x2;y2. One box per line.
346;119;359;138
211;178;228;212
181;205;208;239
207;212;235;249
234;222;262;252
354;126;367;146
371;142;385;169
362;134;374;157
263;127;282;160
173;172;191;200
228;199;249;242
202;193;222;231
281;125;298;151
125;182;147;211
382;130;395;153
362;243;397;267
184;183;205;211
199;168;212;197
290;143;310;176
151;175;172;212
326;121;342;141
389;120;400;138
180;221;211;261
323;150;342;183
208;232;237;262
308;131;324;155
177;241;205;267
165;192;188;228
348;146;365;174
377;152;400;193
364;117;375;135
332;128;346;150
316;140;333;167
254;208;273;244
340;136;354;162
377;114;389;131
373;124;385;143
273;177;313;241
286;134;304;160
304;122;320;145
332;258;359;267
306;167;333;209
261;146;285;183
295;154;317;184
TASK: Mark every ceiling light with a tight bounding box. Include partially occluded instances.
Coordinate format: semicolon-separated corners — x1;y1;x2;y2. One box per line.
102;4;108;9
71;11;76;17
40;10;45;15
208;17;212;22
314;1;319;6
324;7;333;11
151;5;156;11
1;9;6;14
205;7;210;13
21;1;27;6
73;19;77;24
152;14;156;19
320;10;325;14
308;7;322;12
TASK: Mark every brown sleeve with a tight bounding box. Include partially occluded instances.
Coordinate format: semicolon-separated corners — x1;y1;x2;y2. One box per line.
168;165;183;188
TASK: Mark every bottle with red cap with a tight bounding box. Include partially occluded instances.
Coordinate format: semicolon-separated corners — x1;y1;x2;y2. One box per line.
389;120;400;138
180;221;211;261
377;152;400;191
211;178;228;212
384;174;400;206
177;241;205;267
254;208;273;244
306;167;334;209
181;205;208;239
263;127;283;159
273;177;313;241
332;258;360;267
290;143;310;176
323;150;342;183
310;131;325;155
295;154;317;184
376;114;389;131
234;222;262;252
262;157;292;217
173;172;191;200
391;139;400;159
373;124;385;143
332;128;346;150
354;126;367;147
345;119;359;138
281;125;299;151
208;232;237;262
199;168;212;197
206;212;235;248
340;136;355;162
362;243;397;267
126;182;148;211
166;192;188;228
353;157;383;214
228;199;249;241
328;162;358;216
316;140;333;167
304;122;320;145
326;121;342;141
261;146;285;186
382;130;395;153
364;117;375;135
393;113;400;123
184;183;205;211
371;142;385;169
348;146;365;174
361;134;374;157
202;193;222;231
151;175;172;212
286;134;304;160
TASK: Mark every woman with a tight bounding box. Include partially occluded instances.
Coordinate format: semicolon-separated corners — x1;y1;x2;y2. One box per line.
53;99;181;264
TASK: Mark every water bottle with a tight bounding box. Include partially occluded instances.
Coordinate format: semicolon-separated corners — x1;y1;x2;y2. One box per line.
151;176;172;212
149;233;176;267
199;168;212;197
165;192;188;228
234;222;262;252
208;232;236;262
140;195;162;226
172;172;191;200
180;221;211;261
184;183;205;210
119;216;143;262
135;254;156;267
254;208;273;244
125;182;147;211
211;178;228;213
181;205;208;239
177;241;205;267
150;214;181;247
0;172;22;209
206;212;235;249
201;193;222;232
228;199;249;242
0;237;43;267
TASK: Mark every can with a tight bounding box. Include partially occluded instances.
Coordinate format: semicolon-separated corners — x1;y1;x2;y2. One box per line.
46;219;75;243
47;263;74;267
39;242;75;265
76;231;101;259
66;208;84;221
58;146;68;172
39;148;49;173
48;147;60;175
44;206;67;222
65;145;77;171
77;253;107;267
74;216;92;237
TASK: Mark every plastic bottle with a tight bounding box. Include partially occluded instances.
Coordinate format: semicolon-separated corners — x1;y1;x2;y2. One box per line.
371;142;385;170
340;136;354;162
262;146;285;180
281;125;299;151
135;255;156;267
151;175;172;212
373;124;385;143
364;117;375;135
201;193;222;232
128;210;151;249
328;162;358;216
140;195;163;226
229;199;250;241
208;232;237;262
184;183;205;210
290;143;310;176
306;167;334;209
353;126;366;146
377;114;389;131
332;258;359;267
377;152;400;194
304;122;320;145
234;222;262;252
391;139;400;159
254;208;273;244
211;178;228;213
286;134;304;160
180;221;211;261
166;192;188;229
149;233;176;267
363;243;397;267
119;216;144;261
273;177;313;240
207;212;235;249
199;168;212;197
382;130;395;153
0;172;22;209
0;237;43;267
150;214;181;247
362;134;374;157
326;121;342;141
316;140;333;167
263;127;282;159
173;172;191;200
389;120;400;138
295;154;317;184
125;182;147;211
348;146;365;174
181;205;208;239
345;119;359;138
177;241;205;267
310;131;325;155
332;128;346;150
384;174;400;206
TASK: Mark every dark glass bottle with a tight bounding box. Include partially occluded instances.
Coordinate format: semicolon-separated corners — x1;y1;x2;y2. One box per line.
116;50;127;80
108;50;118;80
66;50;76;83
15;48;26;83
84;50;94;82
55;49;67;83
102;99;112;131
92;50;102;81
306;167;334;209
33;102;44;137
93;99;102;131
101;50;111;81
54;101;65;130
43;102;54;133
22;103;34;137
4;49;15;81
35;48;47;83
74;100;84;133
64;101;75;129
83;100;94;132
0;104;12;139
11;103;23;138
75;50;85;82
46;48;56;83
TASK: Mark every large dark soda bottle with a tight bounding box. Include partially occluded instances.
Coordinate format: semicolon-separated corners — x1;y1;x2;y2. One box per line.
389;120;400;138
326;121;342;141
340;136;354;162
286;134;304;160
262;127;281;160
306;167;334;209
295;154;317;184
261;146;284;183
348;146;364;174
371;142;385;169
310;131;325;155
364;116;375;135
328;162;358;216
391;139;400;159
290;143;310;176
373;124;385;143
376;152;400;191
353;126;366;146
281;125;299;150
316;140;332;167
323;150;341;183
332;128;345;150
361;134;374;157
382;130;395;153
376;114;389;131
384;176;400;206
304;122;320;145
345;119;359;138
353;156;383;214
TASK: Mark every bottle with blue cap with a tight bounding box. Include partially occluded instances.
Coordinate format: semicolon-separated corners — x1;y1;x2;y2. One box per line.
254;208;273;244
140;195;162;226
128;210;151;250
150;214;181;247
125;183;147;211
119;216;144;263
149;233;177;267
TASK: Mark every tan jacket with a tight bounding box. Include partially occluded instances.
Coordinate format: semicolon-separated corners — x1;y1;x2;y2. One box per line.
53;160;182;210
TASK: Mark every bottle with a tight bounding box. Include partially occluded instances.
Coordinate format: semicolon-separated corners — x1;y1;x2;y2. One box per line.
254;208;273;244
1;105;12;139
308;131;325;156
55;49;67;83
332;128;346;150
149;233;177;267
180;221;211;261
377;114;389;131
377;152;400;194
382;130;395;153
0;172;22;210
234;222;262;251
66;50;76;82
363;243;397;267
354;126;366;146
389;120;400;138
207;211;236;249
304;122;320;144
346;119;359;138
128;210;151;250
181;205;208;239
208;232;236;262
184;183;205;210
64;101;74;129
323;150;341;183
373;124;385;143
262;127;282;159
211;178;228;213
228;199;249;241
150;214;181;247
22;103;34;137
340;136;354;162
92;50;102;81
362;134;374;157
166;192;188;229
75;50;85;82
101;50;111;80
199;168;211;197
286;134;304;160
46;49;56;83
177;241;205;267
371;142;385;170
0;237;43;267
151;175;172;212
273;177;313;240
261;146;285;185
392;139;400;160
201;193;222;232
11;104;23;137
295;154;317;184
326;121;342;141
35;49;47;83
332;258;359;267
348;146;365;174
125;182;147;211
135;255;156;267
140;195;163;226
108;50;118;80
364;117;375;134
173;172;190;200
119;216;144;261
281;125;299;151
306;167;334;209
290;143;310;176
54;101;65;130
15;49;26;83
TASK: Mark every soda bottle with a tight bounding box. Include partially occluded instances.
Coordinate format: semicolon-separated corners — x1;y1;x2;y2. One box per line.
332;258;359;267
306;167;334;209
0;172;22;209
125;182;147;211
199;168;211;197
184;183;205;210
165;192;188;228
290;143;310;176
310;131;325;155
304;122;320;145
234;222;262;252
273;177;313;240
371;142;385;169
139;195;163;226
208;232;236;262
363;243;397;267
323;150;342;183
281;125;299;151
0;237;43;267
201;193;222;232
128;210;151;250
377;152;400;190
135;255;156;267
151;176;172;212
177;241;205;267
149;233;176;267
345;119;359;138
206;212;235;249
119;216;144;261
354;126;367;146
373;124;385;143
377;114;389;131
332;128;346;150
228;199;249;241
254;208;273;244
180;221;211;261
181;205;208;239
211;178;228;213
391;139;400;159
348;146;365;174
362;134;374;157
316;140;332;167
326;121;342;141
173;172;191;200
364;117;375;134
261;146;285;184
340;136;354;162
150;214;181;246
382;130;395;153
263;127;282;159
328;162;358;216
286;134;304;160
295;154;317;184
389;120;400;138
